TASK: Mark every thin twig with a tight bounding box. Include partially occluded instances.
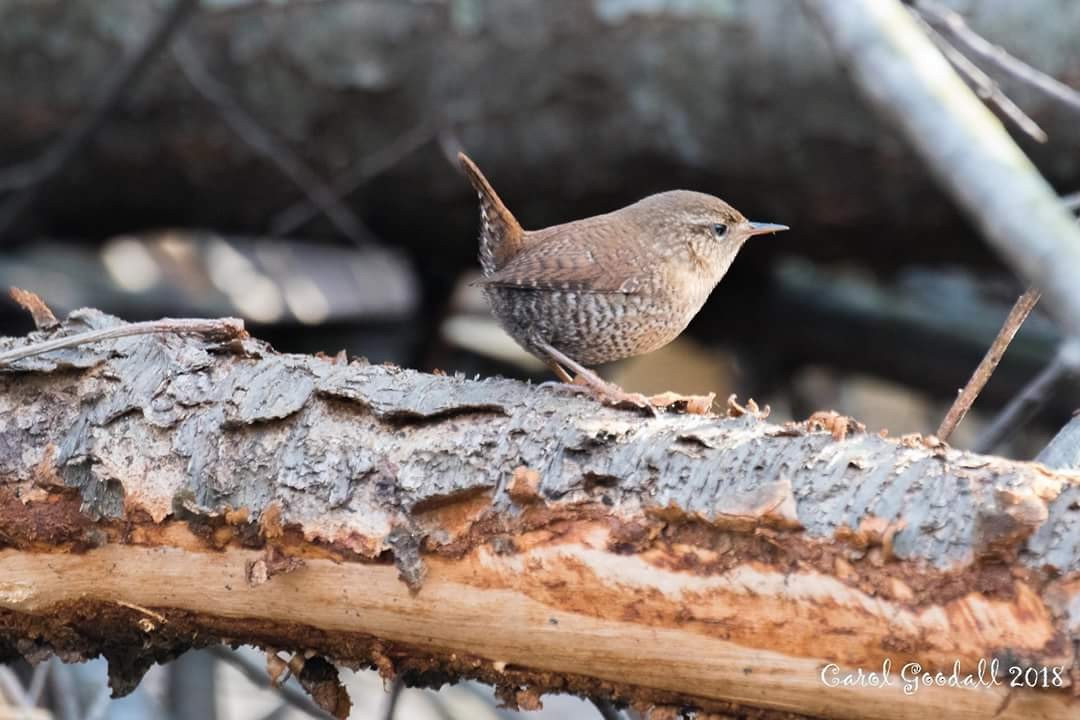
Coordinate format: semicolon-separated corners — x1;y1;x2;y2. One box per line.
26;663;48;706
0;317;245;367
0;0;200;240
47;660;80;720
912;13;1046;142
1037;409;1080;470
936;287;1041;441
382;677;405;720
593;699;625;720
0;667;31;707
914;0;1080;116
973;340;1080;454
269;120;436;237
171;39;371;246
208;646;333;720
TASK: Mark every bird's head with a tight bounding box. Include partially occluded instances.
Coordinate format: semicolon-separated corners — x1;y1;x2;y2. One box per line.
631;190;788;282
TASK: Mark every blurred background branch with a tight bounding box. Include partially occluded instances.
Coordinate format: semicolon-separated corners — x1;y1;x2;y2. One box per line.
0;0;199;241
803;0;1080;340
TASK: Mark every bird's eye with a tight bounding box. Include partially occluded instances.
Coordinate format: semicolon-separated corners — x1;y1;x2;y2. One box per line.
713;223;728;238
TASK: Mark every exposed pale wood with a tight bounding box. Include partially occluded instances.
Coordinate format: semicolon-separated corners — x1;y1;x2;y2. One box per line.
0;536;1076;720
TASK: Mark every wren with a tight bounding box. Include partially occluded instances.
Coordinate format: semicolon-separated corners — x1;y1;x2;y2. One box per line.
459;152;787;410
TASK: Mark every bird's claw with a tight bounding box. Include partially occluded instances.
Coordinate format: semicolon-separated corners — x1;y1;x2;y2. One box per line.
537;380;591;395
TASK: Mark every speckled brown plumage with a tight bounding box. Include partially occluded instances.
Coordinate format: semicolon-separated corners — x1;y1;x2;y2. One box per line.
459;152;787;406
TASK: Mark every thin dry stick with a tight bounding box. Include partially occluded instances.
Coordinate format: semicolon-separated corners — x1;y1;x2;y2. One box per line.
382;677;404;720
270;121;436;237
171;39;371;246
912;14;1046;142
26;663;48;706
208;646;333;720
0;317;245;367
47;660;80;720
936;287;1041;441
0;0;200;239
594;699;626;720
0;667;31;707
914;0;1080;116
973;340;1080;454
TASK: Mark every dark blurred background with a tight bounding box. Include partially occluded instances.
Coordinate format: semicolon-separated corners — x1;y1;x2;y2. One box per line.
2;1;1080;717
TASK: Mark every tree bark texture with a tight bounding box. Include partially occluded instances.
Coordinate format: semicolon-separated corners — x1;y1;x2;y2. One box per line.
3;0;1080;270
1;309;1080;718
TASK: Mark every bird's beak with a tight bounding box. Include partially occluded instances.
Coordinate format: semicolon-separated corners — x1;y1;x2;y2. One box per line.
746;221;789;236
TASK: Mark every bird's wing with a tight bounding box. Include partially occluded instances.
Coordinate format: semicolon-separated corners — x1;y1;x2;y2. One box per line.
473;218;651;294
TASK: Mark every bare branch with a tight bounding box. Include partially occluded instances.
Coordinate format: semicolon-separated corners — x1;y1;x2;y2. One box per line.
209;647;334;720
803;0;1080;340
269;121;435;237
913;0;1080;117
47;660;80;720
974;339;1080;454
911;13;1046;142
25;663;48;707
0;667;31;707
171;39;372;246
594;700;626;720
0;316;245;366
0;0;199;240
937;287;1041;441
381;678;404;720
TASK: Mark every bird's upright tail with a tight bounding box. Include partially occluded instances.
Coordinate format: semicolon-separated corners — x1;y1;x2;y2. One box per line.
458;152;526;276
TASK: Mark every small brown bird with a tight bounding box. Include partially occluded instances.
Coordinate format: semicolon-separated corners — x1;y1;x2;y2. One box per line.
459;152;787;410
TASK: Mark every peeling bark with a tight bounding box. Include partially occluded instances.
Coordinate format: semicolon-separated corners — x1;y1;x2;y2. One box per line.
1;309;1080;718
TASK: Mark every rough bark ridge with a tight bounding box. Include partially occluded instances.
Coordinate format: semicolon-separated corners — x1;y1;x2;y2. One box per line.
1;310;1080;718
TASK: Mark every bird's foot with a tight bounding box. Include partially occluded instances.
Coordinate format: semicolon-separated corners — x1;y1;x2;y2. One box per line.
538;376;658;416
648;391;716;416
572;375;658;416
533;339;657;416
537;379;590;395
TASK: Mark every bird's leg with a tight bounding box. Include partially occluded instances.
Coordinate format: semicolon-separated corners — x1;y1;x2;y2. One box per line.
534;340;657;415
536;358;591;396
545;359;575;384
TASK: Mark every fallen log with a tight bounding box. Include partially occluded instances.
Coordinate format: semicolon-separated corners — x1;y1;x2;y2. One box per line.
0;305;1079;719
